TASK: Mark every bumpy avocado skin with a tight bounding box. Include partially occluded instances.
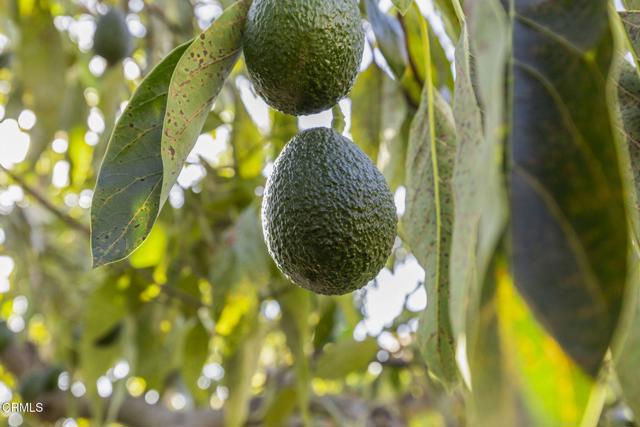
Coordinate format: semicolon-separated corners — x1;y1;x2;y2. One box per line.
262;128;397;295
93;8;131;66
243;0;365;116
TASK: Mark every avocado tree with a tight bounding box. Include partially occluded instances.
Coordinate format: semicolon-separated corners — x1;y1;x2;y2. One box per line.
0;0;640;426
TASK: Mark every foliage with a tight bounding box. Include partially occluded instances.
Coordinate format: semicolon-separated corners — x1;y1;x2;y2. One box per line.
1;0;640;426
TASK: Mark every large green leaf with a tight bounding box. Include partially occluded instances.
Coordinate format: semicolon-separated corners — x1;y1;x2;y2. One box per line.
160;0;250;204
510;0;628;376
448;3;508;343
404;87;457;387
613;16;640;419
91;42;189;267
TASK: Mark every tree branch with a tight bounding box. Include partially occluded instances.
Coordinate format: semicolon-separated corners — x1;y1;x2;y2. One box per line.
0;166;91;237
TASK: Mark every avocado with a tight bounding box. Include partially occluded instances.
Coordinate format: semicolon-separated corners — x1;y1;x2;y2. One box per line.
93;8;131;66
243;0;365;116
262;127;397;295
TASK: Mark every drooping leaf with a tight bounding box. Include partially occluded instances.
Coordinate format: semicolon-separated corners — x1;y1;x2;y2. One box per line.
181;319;210;398
17;0;66;162
351;63;408;177
510;0;628;376
230;88;264;178
448;3;508;343
91;42;190;267
365;0;408;79
613;21;640;419
391;0;412;15
279;287;311;426
224;313;266;427
400;6;454;91
315;337;378;379
405;86;458;387
433;0;461;40
351;64;384;160
160;0;250;204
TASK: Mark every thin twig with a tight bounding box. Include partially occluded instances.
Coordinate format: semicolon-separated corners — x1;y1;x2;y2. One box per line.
0;165;91;236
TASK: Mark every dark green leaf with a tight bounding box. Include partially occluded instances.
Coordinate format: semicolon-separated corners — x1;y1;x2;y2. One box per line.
161;0;250;203
405;87;458;387
510;0;628;376
91;42;190;267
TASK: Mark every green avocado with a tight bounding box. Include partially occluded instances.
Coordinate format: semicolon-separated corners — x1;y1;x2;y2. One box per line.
262;127;397;295
243;0;365;116
93;8;131;66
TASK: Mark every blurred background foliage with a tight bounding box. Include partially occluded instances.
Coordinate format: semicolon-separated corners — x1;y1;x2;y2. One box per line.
0;0;465;425
0;0;637;426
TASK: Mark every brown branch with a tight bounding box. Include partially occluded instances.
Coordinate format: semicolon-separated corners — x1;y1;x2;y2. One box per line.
0;324;226;427
0;166;91;236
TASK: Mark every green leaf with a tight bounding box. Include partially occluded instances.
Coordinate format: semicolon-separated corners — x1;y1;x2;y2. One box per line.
495;272;596;427
129;223;168;268
448;5;508;343
181;319;210;397
231;88;264;178
351;63;408;171
160;0;250;204
467;260;518;427
315;337;378;379
351;64;383;160
224;313;266;427
391;0;412;15
365;0;408;79
17;1;66;162
233;204;271;286
624;0;640;10
510;0;628;376
613;20;640;420
621;12;640;58
264;386;298;427
91;42;190;267
279;287;311;426
405;86;458;387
